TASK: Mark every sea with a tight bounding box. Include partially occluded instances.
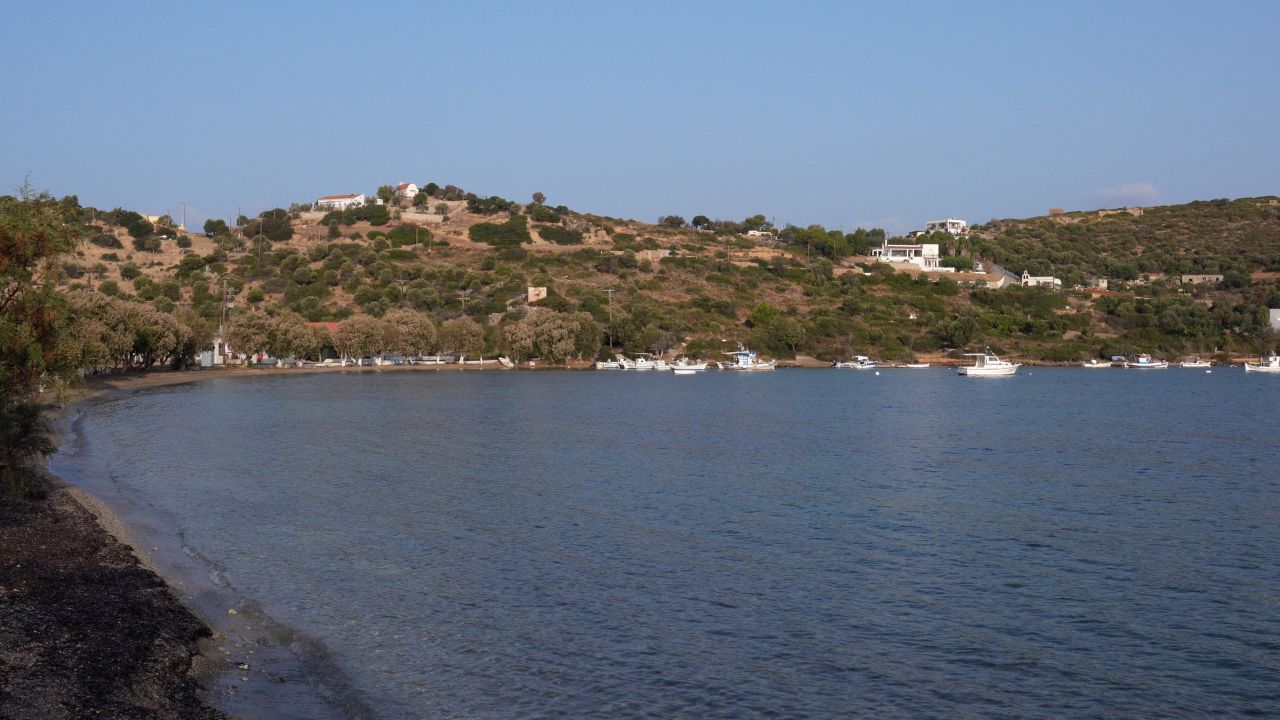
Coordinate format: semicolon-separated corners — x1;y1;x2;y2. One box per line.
51;368;1280;719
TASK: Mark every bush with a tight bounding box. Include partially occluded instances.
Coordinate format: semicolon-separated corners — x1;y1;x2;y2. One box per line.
91;233;123;248
940;256;973;271
539;226;584;245
530;205;561;223
470;215;531;247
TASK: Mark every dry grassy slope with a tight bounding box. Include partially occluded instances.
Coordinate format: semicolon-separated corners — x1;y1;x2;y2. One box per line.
71;205;830;321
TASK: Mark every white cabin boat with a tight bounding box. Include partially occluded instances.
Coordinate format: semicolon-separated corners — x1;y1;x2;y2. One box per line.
595;359;623;369
1179;357;1212;368
957;351;1020;377
670;358;708;372
1082;358;1112;369
1244;355;1280;373
834;355;877;369
1123;354;1168;369
719;347;776;371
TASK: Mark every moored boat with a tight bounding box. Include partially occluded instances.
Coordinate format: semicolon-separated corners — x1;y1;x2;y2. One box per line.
902;363;931;369
957;350;1020;377
1123;354;1168;369
1179;357;1212;368
1244;355;1280;373
1081;358;1112;369
719;346;776;371
834;355;877;369
670;358;708;372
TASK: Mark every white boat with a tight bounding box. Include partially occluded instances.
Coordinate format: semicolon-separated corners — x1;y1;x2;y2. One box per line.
834;355;877;369
1081;358;1112;369
719;347;776;371
957;350;1020;377
670;358;708;372
498;356;515;368
617;354;656;370
902;363;931;369
1123;354;1168;369
652;359;672;371
1244;355;1280;373
1179;357;1212;368
594;359;622;369
672;368;697;375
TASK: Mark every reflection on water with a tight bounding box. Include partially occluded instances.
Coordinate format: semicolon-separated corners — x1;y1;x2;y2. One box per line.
60;370;1280;718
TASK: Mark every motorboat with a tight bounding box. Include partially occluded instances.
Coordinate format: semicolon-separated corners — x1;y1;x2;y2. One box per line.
1244;355;1280;373
957;350;1020;377
902;363;931;369
1179;357;1212;368
616;354;656;370
833;355;877;369
719;346;776;371
1123;354;1168;369
1081;358;1112;368
673;367;697;375
594;359;623;369
670;358;708;372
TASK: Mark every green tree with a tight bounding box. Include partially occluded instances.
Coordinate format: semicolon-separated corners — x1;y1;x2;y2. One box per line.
0;188;81;496
203;218;230;236
382;308;437;356
440;316;485;358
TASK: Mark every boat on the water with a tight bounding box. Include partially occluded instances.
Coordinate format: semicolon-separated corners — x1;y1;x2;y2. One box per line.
1244;355;1280;373
1124;354;1168;369
718;347;776;371
902;363;931;369
1179;357;1212;368
833;355;877;369
957;350;1020;377
1082;358;1112;369
595;359;623;369
617;354;656;370
670;358;708;372
673;367;697;375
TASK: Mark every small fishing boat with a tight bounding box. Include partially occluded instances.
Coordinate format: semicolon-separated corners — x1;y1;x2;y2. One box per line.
957;350;1020;377
1244;355;1280;373
673;367;697;375
1081;358;1112;369
595;359;622;369
670;358;708;372
719;346;776;371
1179;357;1212;368
834;355;877;369
1123;354;1168;369
902;363;931;369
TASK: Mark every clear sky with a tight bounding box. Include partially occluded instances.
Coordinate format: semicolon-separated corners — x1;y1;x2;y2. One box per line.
3;1;1277;233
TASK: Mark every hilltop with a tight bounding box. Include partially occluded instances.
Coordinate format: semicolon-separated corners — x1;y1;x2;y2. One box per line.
52;189;1280;365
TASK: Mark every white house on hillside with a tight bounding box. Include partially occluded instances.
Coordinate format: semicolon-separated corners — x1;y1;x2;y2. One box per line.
396;183;419;200
1021;270;1062;289
924;218;968;235
316;193;366;210
871;241;955;272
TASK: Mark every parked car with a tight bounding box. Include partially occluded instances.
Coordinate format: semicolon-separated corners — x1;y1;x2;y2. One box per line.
359;357;375;367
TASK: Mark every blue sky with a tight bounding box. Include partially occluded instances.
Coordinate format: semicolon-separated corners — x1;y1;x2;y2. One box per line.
2;1;1277;233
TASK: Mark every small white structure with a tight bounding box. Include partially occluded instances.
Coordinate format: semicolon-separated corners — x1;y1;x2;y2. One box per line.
745;229;774;239
1021;270;1062;289
1269;308;1280;331
395;182;419;200
316;193;366;210
527;286;548;303
924;218;968;236
871;242;954;271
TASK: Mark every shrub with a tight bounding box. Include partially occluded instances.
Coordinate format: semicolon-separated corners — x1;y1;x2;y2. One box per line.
91;233;123;248
470;215;531;247
539;226;584;245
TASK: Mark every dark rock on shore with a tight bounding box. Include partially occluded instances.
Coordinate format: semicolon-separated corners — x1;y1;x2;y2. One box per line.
0;480;227;720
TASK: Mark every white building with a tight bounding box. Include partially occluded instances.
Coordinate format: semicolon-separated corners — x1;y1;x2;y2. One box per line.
1021;270;1062;289
871;242;958;271
316;193;366;210
1270;308;1280;331
395;182;419;200
923;218;969;236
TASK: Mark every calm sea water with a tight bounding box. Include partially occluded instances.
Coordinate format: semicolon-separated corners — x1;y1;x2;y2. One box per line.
54;369;1280;719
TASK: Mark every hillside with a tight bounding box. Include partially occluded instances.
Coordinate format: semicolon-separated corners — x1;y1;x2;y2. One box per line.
971;197;1280;285
53;189;1280;366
